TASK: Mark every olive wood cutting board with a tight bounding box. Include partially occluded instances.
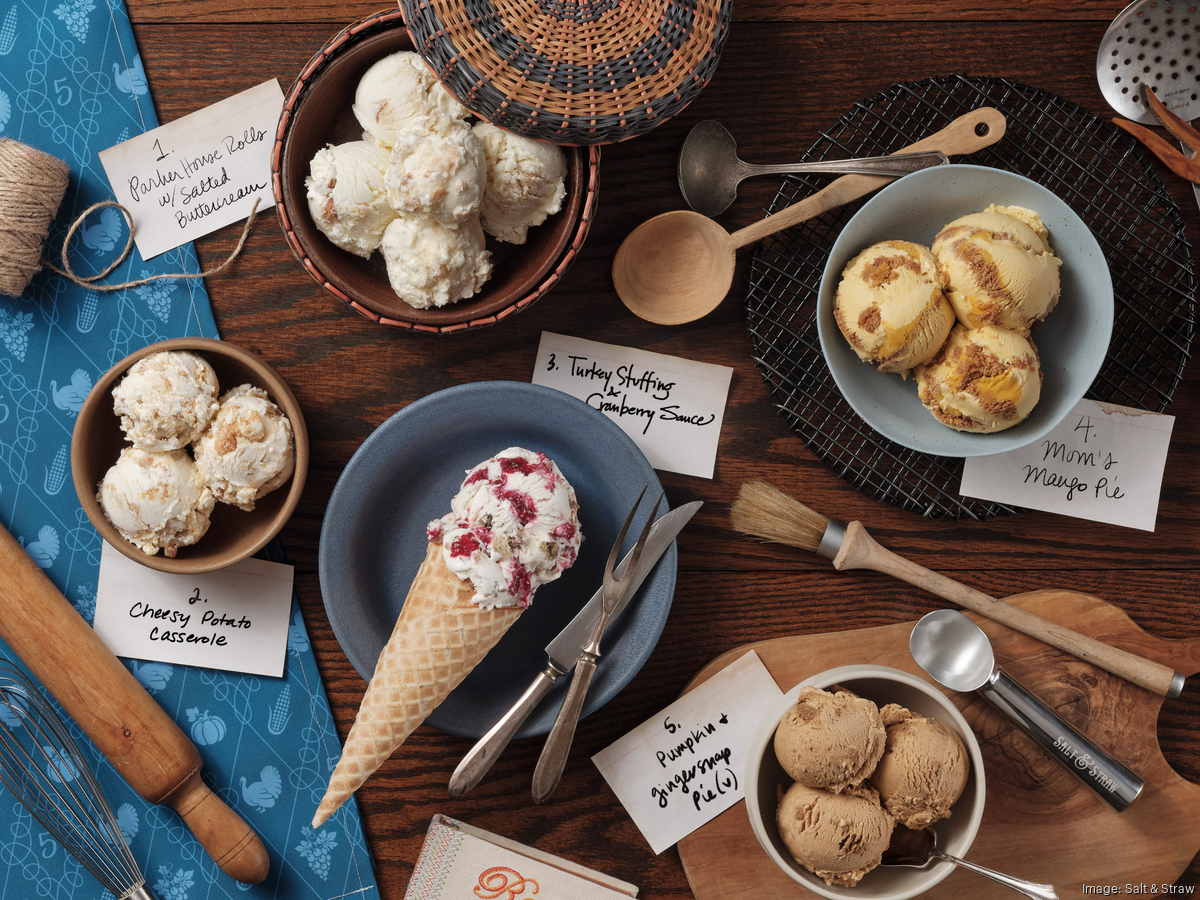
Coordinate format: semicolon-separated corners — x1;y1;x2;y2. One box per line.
676;590;1200;900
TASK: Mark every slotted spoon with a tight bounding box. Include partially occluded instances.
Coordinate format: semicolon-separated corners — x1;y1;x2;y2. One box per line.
1097;0;1200;209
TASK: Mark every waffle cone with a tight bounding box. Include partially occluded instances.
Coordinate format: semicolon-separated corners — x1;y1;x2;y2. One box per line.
313;542;521;826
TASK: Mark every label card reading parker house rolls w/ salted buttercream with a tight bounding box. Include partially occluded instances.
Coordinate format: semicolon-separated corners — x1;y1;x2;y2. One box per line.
532;332;733;479
960;399;1176;532
93;542;294;677
592;651;784;855
99;79;283;260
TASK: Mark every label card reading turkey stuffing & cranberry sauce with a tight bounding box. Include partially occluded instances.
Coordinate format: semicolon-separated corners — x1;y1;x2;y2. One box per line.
93;542;294;677
99;79;283;259
533;332;733;479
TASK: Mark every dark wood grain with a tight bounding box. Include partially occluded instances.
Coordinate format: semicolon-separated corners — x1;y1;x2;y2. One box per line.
124;0;1136;25
123;7;1200;897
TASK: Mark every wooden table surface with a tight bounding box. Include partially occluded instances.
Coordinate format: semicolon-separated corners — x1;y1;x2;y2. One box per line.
123;1;1199;896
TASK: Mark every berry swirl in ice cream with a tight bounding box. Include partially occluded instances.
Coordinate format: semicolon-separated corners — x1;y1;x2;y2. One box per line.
426;447;581;609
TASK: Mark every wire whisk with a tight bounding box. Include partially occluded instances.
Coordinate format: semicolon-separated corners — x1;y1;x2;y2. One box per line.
0;659;157;900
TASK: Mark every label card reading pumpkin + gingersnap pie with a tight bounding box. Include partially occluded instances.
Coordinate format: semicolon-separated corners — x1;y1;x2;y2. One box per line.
592;650;784;854
93;542;294;677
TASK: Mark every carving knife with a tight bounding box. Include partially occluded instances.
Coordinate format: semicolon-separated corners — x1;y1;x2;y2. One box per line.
448;500;702;797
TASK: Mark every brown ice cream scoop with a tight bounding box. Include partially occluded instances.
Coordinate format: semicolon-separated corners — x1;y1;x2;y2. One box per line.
773;686;886;792
776;781;895;887
871;703;969;829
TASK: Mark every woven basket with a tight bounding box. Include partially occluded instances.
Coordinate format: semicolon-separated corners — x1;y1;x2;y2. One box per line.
401;0;735;146
272;8;601;333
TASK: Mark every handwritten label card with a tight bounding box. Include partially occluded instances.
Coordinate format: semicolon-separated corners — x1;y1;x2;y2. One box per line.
592;651;784;854
93;542;294;677
960;399;1175;532
532;332;733;479
99;79;283;259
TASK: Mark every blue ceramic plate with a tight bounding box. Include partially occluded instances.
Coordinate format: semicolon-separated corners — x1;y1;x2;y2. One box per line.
319;381;675;739
817;165;1114;457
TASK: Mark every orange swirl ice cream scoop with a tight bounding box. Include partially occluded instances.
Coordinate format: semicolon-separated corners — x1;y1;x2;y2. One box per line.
834;240;955;378
932;204;1062;334
916;323;1042;433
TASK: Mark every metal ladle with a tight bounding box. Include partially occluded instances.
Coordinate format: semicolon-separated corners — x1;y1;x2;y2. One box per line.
612;107;1006;326
882;826;1058;900
677;120;948;217
910;610;1143;812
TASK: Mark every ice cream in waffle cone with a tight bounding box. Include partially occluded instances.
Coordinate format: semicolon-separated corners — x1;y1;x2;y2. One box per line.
314;447;580;826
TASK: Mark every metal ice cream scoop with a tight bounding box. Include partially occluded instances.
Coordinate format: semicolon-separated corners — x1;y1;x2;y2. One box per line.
910;609;1143;812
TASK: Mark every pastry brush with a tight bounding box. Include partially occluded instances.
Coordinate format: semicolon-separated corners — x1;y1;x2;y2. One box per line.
730;481;1185;699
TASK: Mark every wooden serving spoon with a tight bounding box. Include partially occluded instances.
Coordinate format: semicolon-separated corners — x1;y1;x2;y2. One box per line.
612;106;1007;325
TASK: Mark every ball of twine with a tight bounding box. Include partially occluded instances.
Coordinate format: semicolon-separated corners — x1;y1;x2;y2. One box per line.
0;138;70;297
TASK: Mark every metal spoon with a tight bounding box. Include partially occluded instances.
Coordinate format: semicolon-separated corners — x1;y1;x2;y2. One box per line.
678;120;949;217
909;610;1143;812
882;826;1059;900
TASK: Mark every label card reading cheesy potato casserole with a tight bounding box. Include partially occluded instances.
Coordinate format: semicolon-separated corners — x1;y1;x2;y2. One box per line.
93;542;294;677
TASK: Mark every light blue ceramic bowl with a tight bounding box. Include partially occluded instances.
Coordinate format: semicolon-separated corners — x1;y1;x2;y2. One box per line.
817;164;1113;458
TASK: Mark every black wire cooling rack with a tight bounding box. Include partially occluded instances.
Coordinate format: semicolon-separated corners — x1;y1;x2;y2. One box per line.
746;74;1197;520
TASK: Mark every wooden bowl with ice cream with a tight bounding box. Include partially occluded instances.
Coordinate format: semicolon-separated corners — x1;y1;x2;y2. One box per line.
72;337;309;575
272;8;600;333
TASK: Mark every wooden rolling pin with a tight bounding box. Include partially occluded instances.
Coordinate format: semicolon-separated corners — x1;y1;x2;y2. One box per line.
0;523;270;884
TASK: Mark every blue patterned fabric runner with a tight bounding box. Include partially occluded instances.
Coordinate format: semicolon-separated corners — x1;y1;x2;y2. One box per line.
0;2;378;898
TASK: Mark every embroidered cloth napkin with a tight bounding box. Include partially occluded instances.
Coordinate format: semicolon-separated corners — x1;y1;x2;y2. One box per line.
405;816;638;900
0;2;377;897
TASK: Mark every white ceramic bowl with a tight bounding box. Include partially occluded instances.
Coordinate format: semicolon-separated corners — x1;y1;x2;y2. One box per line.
817;164;1114;457
744;665;986;900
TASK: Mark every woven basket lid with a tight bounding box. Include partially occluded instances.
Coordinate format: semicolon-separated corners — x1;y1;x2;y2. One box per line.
400;0;735;146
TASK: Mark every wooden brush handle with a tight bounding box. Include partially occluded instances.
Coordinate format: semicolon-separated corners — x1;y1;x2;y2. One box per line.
730;106;1007;248
0;524;270;884
833;521;1183;697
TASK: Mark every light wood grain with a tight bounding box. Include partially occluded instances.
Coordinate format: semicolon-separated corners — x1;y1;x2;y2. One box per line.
678;590;1200;900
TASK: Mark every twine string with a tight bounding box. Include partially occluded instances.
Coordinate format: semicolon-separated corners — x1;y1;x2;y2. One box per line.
42;197;261;292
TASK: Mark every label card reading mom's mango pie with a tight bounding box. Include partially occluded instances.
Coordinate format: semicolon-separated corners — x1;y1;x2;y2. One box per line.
99;79;283;259
93;542;294;677
532;332;733;479
960;399;1175;532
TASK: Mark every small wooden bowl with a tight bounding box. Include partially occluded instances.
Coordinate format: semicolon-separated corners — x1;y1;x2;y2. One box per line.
271;8;600;333
72;338;309;574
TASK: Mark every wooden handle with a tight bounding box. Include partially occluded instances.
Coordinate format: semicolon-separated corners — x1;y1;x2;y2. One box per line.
168;771;271;884
0;524;270;883
729;106;1008;249
833;521;1183;697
